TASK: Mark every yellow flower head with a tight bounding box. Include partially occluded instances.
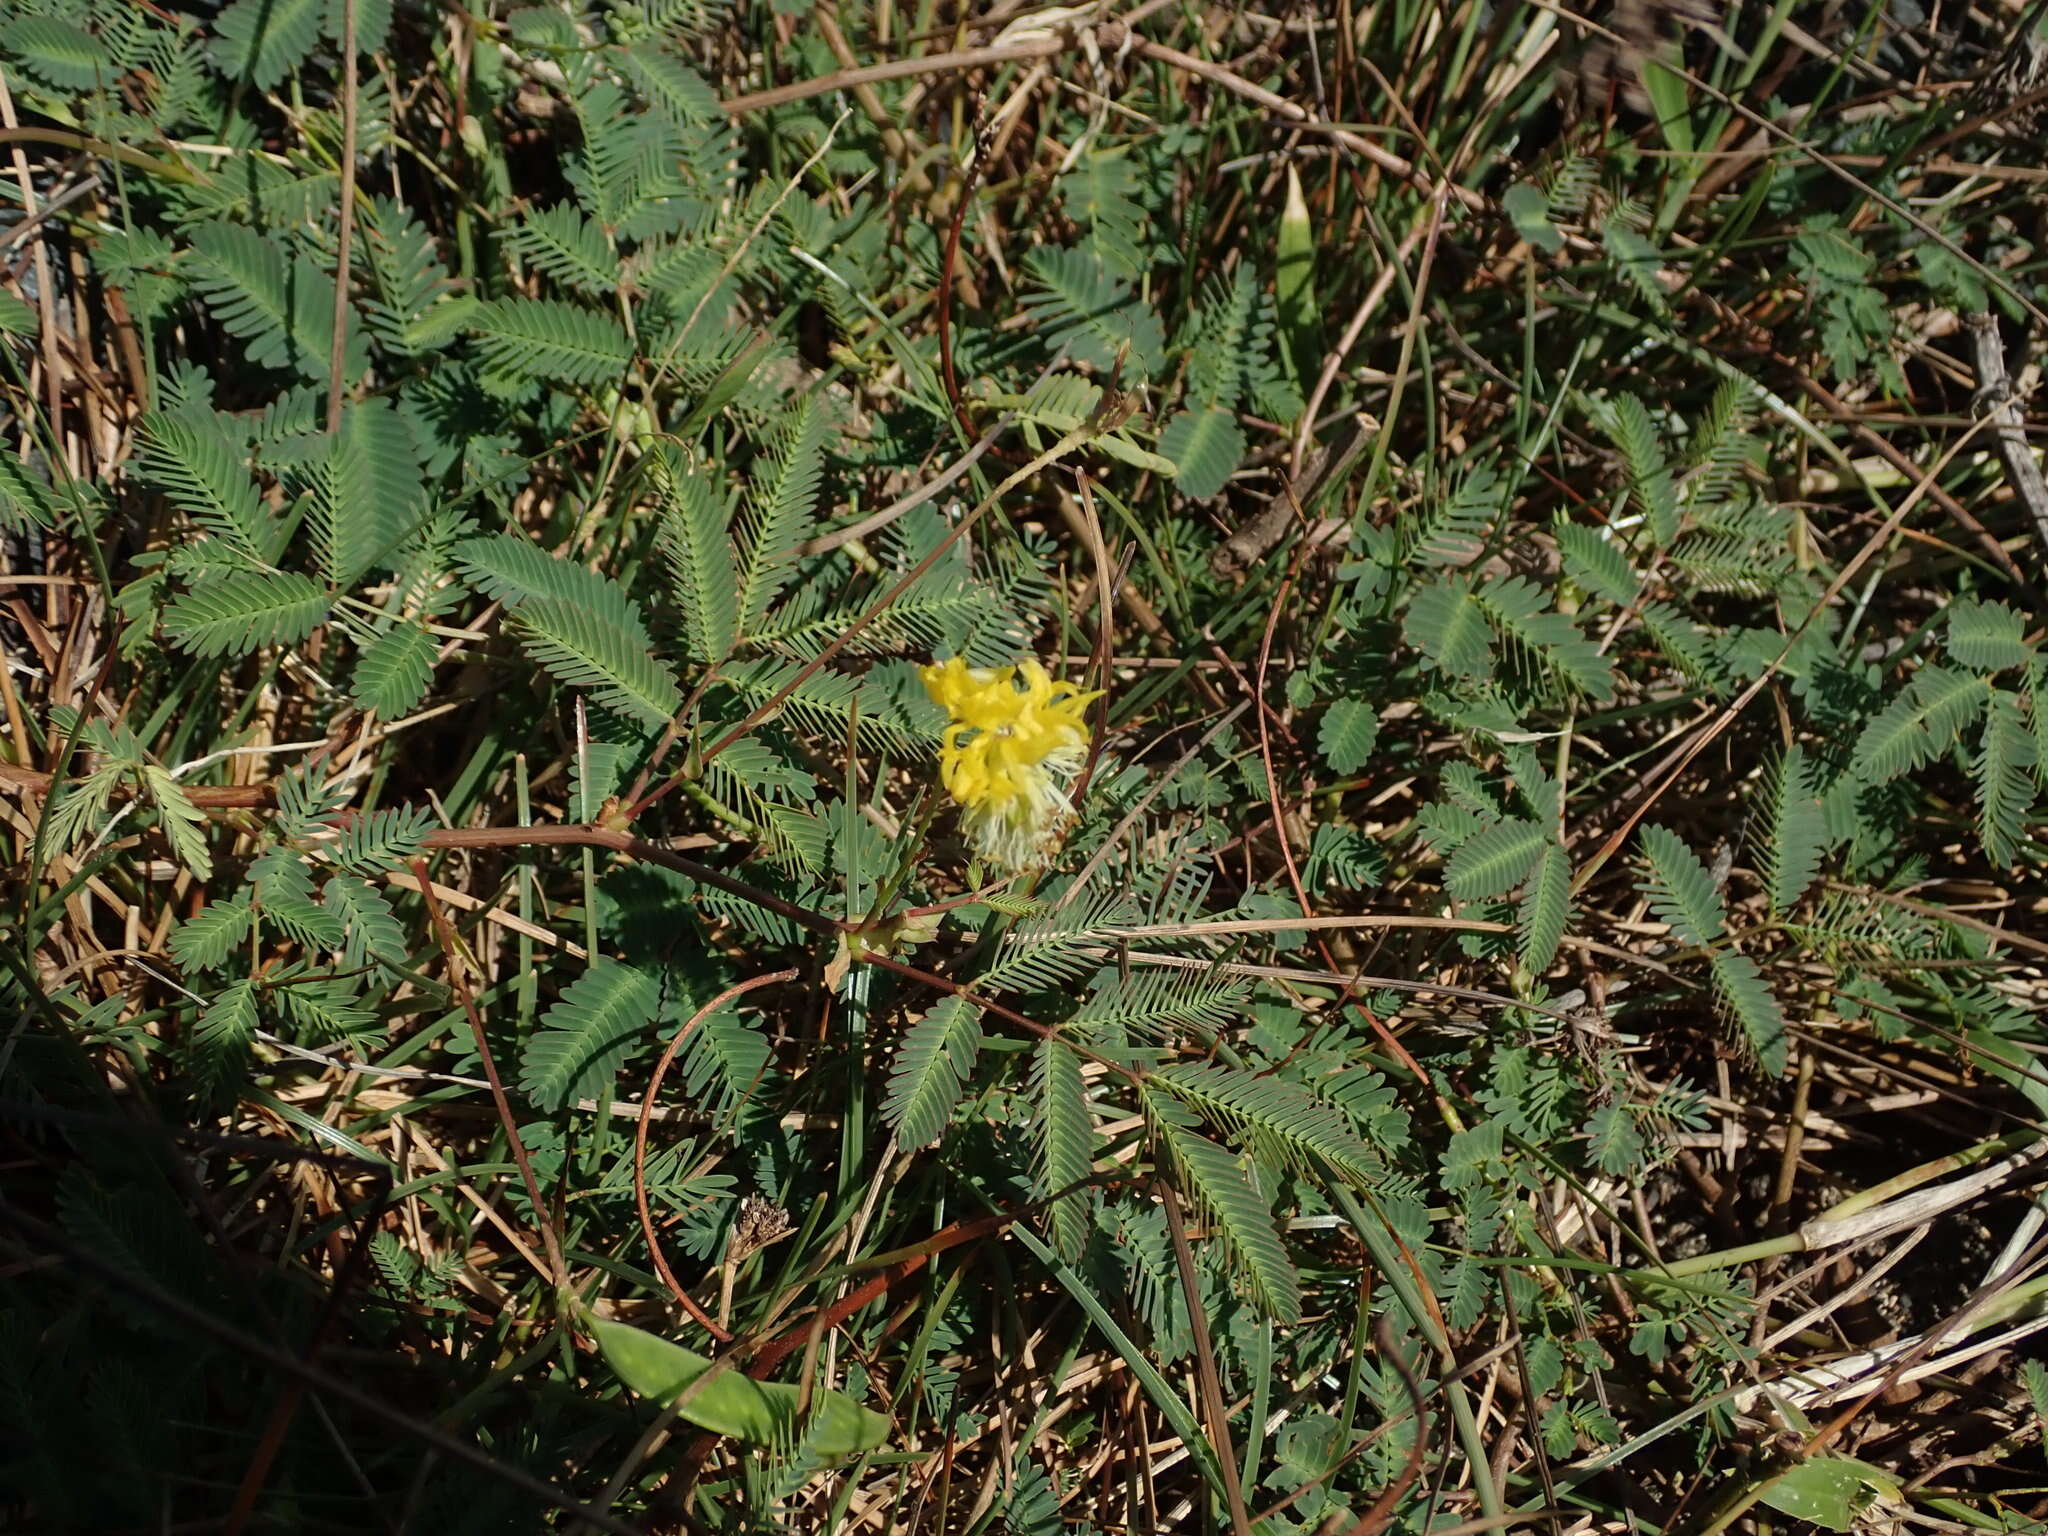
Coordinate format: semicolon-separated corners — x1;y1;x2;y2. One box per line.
919;656;1097;870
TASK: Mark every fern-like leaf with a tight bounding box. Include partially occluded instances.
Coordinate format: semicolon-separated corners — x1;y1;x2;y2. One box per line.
508;203;618;296
142;766;212;881
133;413;274;563
453;533;624;611
883;997;982;1148
1518;842;1571;972
1021;246;1166;376
1158;408;1245;499
186;221;361;383
1475;576;1617;700
1072;969;1247;1037
650;450;738;663
1947;597;2033;675
0;451;56;532
1317;698;1379;776
1554;521;1637;606
519;958;661;1111
1851;665;1989;783
39;760;125;858
736;400;828;637
169;894;254;972
512;595;684;729
1595;393;1679;547
1036;1038;1097;1262
1760;745;1826;914
473;297;632;384
211;0;320;86
1710;950;1787;1074
1404;574;1493;682
1976;688;2035;869
164;572;329;658
324;876;410;968
4;16;111;89
351;623;438;716
1149;1061;1381;1185
2028;659;2048;788
290;401;421;586
1412;461;1504;568
329;805;436;875
192;980;260;1094
1636;824;1726;945
1152;1117;1301;1323
620;46;720;125
1445;818;1548;900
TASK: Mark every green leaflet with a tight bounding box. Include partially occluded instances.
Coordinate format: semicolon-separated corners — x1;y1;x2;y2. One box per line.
164;571;329;658
1158;407;1244;499
350;623;438;717
2;16;110;91
1851;665;1990;782
1636;824;1725;946
1034;1037;1097;1262
1518;842;1571;972
1152;1115;1302;1323
511;595;685;729
519;958;662;1111
591;1317;890;1456
882;996;982;1148
1976;688;2035;869
213;0;321;86
473;297;633;384
1446;818;1548;901
1761;746;1827;914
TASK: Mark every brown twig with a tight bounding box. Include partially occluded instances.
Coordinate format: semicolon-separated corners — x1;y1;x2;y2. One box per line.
412;858;570;1294
326;0;360;435
1965;310;2048;564
720;36;1067;116
1158;1177;1252;1536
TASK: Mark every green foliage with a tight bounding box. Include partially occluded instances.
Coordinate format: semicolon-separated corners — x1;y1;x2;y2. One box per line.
1022;246;1167;376
1034;1037;1097;1260
212;0;322;87
473;298;633;384
133;412;276;564
3;15;110;90
1519;842;1571;972
883;996;982;1148
163;572;330;657
1317;698;1379;775
1447;818;1549;901
736;399;829;637
1760;745;1827;914
592;1316;890;1454
1150;1112;1301;1323
349;623;438;716
10;6;2044;1532
1148;1060;1382;1184
510;596;685;729
1592;394;1679;547
1158;408;1244;499
518;958;662;1111
185;222;364;384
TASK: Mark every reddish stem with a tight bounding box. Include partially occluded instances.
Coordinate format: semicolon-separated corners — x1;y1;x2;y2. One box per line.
635;968;800;1341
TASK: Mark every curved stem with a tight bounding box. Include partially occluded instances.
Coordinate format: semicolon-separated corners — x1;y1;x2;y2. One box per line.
635;969;799;1341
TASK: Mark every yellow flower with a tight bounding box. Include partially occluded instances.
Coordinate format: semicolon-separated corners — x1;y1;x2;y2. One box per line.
919;656;1097;869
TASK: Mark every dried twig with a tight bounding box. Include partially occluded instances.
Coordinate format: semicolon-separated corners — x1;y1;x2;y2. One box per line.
1965;310;2048;562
